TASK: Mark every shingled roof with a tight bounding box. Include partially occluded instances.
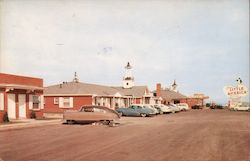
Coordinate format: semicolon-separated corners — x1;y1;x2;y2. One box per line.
112;86;148;98
44;81;148;98
160;89;187;100
44;81;119;96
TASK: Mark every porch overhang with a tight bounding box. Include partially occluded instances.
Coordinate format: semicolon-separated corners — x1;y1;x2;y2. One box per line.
0;83;44;91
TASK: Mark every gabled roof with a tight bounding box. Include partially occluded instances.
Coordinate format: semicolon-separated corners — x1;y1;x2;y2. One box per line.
44;81;149;98
44;82;119;96
160;89;187;100
112;86;148;98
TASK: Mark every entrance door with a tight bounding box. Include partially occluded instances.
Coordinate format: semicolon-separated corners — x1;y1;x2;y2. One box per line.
18;94;26;118
7;94;16;119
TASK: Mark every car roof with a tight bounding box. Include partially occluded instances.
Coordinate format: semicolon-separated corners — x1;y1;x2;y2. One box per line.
80;105;120;117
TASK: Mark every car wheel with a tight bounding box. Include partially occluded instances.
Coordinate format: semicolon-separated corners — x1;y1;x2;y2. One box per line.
109;121;116;127
140;113;147;117
160;111;164;115
67;120;75;124
101;120;110;125
172;111;175;113
118;112;123;117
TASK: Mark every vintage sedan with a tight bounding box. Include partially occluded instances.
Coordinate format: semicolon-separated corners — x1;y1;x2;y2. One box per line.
63;106;120;125
141;104;159;115
116;105;155;117
232;103;250;111
153;104;173;114
166;104;181;113
176;103;190;111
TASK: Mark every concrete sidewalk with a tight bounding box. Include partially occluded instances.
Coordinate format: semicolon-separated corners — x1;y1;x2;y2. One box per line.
0;119;62;132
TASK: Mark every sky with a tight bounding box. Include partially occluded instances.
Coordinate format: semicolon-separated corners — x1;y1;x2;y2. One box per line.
0;0;249;104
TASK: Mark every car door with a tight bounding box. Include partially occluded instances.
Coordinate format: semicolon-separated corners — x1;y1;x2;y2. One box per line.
128;106;140;116
135;105;145;115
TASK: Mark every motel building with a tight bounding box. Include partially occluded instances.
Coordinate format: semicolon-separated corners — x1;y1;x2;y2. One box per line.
0;73;44;122
43;63;156;118
155;81;209;108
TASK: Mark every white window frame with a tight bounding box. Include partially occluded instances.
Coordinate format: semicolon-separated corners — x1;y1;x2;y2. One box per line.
54;97;59;105
29;95;42;110
0;93;4;111
59;97;73;108
39;95;44;109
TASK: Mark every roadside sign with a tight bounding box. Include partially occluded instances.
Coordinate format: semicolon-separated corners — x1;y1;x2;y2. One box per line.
223;79;249;107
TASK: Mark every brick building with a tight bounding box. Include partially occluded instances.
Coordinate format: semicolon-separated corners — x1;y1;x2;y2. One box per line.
43;63;155;117
155;82;209;108
0;73;44;122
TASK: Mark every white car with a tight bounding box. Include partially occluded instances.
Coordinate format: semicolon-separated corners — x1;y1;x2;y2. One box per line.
144;104;159;115
233;104;250;111
153;104;173;114
176;103;189;111
166;104;181;113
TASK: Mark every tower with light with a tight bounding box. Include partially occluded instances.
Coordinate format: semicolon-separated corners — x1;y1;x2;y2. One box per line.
123;62;135;89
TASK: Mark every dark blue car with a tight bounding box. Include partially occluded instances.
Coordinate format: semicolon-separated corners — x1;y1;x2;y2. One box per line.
116;105;155;117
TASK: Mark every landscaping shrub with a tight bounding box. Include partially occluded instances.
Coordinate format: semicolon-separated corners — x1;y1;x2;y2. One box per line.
30;111;36;119
3;112;9;122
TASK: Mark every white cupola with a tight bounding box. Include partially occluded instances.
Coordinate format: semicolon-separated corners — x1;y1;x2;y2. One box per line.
123;62;135;89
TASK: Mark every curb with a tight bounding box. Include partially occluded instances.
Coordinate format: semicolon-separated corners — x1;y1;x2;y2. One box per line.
0;120;62;132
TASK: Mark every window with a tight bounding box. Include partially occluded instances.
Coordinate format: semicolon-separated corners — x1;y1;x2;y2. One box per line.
54;98;59;104
0;93;4;111
63;98;70;107
33;95;40;109
29;95;44;110
59;97;73;108
93;108;106;113
84;107;94;112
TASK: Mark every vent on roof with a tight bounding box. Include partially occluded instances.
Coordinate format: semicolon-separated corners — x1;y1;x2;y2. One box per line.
73;72;79;83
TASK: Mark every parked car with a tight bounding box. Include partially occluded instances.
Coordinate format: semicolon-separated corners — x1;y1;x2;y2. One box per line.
210;104;224;109
63;105;120;125
116;105;155;117
166;104;181;113
143;104;159;115
153;104;173;114
232;103;250;111
176;103;189;111
191;104;202;109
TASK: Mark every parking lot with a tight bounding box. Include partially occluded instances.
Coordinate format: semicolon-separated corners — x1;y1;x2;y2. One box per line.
0;109;250;161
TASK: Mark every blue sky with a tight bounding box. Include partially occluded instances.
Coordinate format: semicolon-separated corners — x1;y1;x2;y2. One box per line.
0;0;249;104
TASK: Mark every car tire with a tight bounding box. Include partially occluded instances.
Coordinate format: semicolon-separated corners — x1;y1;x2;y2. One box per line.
109;121;116;127
140;113;147;117
118;112;123;117
67;120;75;124
101;120;110;125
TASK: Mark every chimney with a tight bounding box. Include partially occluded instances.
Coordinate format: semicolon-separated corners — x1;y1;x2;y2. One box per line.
156;83;161;97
